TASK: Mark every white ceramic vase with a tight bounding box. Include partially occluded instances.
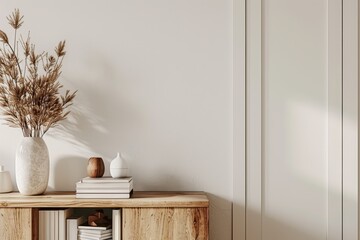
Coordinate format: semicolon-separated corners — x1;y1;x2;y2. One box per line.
0;165;12;193
15;137;49;195
110;152;128;178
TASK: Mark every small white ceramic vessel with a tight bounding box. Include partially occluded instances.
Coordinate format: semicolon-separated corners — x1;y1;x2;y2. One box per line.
0;165;12;193
110;152;128;178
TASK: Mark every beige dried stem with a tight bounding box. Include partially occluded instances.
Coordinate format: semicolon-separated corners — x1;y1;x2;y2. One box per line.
0;9;76;137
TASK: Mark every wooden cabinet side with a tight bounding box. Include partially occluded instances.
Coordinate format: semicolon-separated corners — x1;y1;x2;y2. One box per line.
0;208;33;240
122;207;208;240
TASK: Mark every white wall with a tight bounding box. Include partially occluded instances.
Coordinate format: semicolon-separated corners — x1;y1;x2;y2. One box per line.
0;1;233;239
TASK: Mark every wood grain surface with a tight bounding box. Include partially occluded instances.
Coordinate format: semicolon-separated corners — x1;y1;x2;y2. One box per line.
0;191;209;208
0;208;32;240
0;192;209;240
123;207;208;240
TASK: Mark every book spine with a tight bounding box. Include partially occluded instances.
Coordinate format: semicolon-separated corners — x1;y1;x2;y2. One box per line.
67;219;76;240
76;188;132;194
58;210;64;240
45;211;51;240
59;208;73;240
81;177;132;183
67;216;84;240
66;218;70;240
76;193;130;199
112;209;121;240
76;181;133;189
39;211;45;240
76;185;132;190
54;210;59;240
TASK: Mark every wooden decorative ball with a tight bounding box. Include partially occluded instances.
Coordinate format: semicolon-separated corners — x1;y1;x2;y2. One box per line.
87;157;105;178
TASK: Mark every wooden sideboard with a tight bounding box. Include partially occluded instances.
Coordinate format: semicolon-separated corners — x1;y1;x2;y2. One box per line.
0;191;209;240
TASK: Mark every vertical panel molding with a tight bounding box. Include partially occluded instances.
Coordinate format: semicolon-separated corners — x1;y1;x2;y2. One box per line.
246;0;262;240
342;0;359;239
328;0;343;239
233;0;246;239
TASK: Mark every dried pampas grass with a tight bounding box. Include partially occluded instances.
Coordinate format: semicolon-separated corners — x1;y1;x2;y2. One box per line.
0;9;76;137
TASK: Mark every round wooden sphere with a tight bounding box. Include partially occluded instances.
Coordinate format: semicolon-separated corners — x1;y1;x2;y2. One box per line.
87;157;105;178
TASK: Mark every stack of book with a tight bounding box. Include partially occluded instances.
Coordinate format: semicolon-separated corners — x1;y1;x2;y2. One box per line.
39;208;73;240
78;224;112;240
67;209;121;240
76;176;133;199
67;216;86;240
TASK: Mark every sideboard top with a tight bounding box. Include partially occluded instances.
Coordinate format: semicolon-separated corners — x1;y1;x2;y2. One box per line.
0;191;209;208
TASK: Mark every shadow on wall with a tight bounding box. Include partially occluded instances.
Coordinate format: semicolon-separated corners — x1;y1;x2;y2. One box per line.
207;193;232;240
52;156;88;191
48;103;109;155
45;104;110;190
48;101;128;187
48;52;141;160
46;87;136;185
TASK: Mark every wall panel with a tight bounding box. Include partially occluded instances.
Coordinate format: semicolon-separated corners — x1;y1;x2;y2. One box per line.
245;1;343;239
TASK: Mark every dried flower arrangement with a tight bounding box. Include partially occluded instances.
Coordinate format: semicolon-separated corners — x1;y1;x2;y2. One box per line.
0;9;76;137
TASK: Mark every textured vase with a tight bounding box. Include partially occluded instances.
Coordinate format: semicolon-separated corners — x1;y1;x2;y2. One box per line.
16;137;49;195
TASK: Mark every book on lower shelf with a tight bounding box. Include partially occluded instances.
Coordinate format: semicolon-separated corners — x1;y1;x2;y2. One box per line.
67;216;85;240
78;228;112;235
78;228;112;238
78;224;111;231
78;223;112;240
78;234;112;240
112;209;121;240
53;211;58;240
39;208;74;240
59;208;74;240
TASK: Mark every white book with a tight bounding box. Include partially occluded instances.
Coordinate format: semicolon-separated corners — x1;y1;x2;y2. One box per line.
39;210;45;240
79;232;112;238
67;216;85;240
81;176;132;183
78;228;112;236
78;236;112;240
112;209;121;240
78;235;112;240
76;191;132;199
46;211;52;240
76;187;133;194
50;210;59;240
78;224;111;231
48;211;53;240
52;210;59;240
76;180;133;189
58;208;73;240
